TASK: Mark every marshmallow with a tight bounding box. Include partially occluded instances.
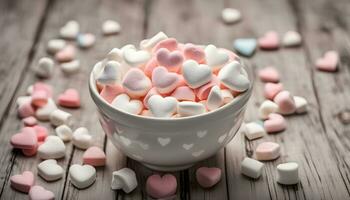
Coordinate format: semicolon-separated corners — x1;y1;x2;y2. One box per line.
100;84;124;103
294;96;308;114
83;146;106;167
58;88;81;108
171;86;195;101
77;33;95;48
50;109;72;126
107;48;123;62
152;38;178;52
152;66;180;94
29;185;55;200
146;174;177;199
111;168;137;193
55;125;73;142
96;61;122;85
255;142;280;161
276;162;299;185
38;136;66;159
33;125;48;141
259;100;278;119
10;171;35;193
183;43;205;63
182;60;212;89
221;8;241;24
218;61;250;92
140;32;168;50
316;50;339;72
205;44;229;70
221;89;234;104
37;159;64;181
36;98;57;121
243;122;265;140
60;60;80;74
264;113;287;133
102;20;121;35
282;31;302;47
72;127;92;149
55;45;76;62
10;127;37;149
31;83;52;107
177;101;206;117
155;48;183;72
206;86;224;111
258;31;280;50
196;167;222;188
274;90;296;115
258;66;280;83
17;96;32;107
18;101;35;118
111;94;143;115
241;157;264;179
148;95;177;118
69;164;96;189
60;20;79;39
123;47;151;67
47;39;66;54
122;68;152;98
264;83;283;100
36;57;54;78
233;38;257;57
23;116;37;126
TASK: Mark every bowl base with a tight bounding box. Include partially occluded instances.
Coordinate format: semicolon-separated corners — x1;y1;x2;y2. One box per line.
142;163;194;172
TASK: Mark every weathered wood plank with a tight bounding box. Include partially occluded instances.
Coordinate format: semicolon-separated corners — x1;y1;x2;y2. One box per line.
0;0;49;123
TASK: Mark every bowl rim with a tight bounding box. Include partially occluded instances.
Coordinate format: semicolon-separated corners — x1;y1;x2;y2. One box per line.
89;61;253;123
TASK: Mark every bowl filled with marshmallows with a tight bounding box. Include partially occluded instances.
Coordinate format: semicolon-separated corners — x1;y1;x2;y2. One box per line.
89;32;253;171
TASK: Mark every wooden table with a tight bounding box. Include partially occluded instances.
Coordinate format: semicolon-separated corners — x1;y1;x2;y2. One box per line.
1;0;350;199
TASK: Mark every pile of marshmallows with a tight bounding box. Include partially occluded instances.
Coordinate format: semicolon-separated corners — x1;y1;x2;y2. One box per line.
93;32;251;118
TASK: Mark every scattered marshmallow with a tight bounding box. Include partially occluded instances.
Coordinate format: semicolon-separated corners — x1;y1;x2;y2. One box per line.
221;8;241;24
17;96;32;107
196;167;222;188
27;85;34;95
60;20;79;39
37;159;64;181
259;100;278;119
50;109;72;126
38;136;66;159
22;116;37;126
233;38;257;57
58;88;81;108
258;67;280;83
111;94;143;115
264;82;283;100
10;171;35;193
69;164;96;189
29;185;55;200
255;142;280;161
55;125;73;142
146;174;177;199
148;95;177;118
18;101;35;118
241;157;264;179
294;96;308;114
72;127;92;149
36;98;57;121
243;122;265;140
77;33;96;48
55;45;76;62
282;31;302;47
35;57;54;78
258;31;280;50
33;125;48;142
47;39;66;54
83;146;106;167
10;127;38;150
274;90;296;115
111;168;138;193
264;113;287;133
276;162;299;185
60;60;80;74
102;20;121;35
316;50;339;72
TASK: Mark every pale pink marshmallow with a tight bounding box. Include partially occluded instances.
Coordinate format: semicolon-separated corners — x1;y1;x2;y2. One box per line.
122;68;152;98
141;109;153;117
18;102;35;118
196;167;221;188
264;83;283;100
144;57;159;77
171;86;195;101
274;90;296;115
23;116;37;126
183;43;205;63
29;185;55;200
58;88;81;108
316;50;339;72
33;82;53;97
152;66;180;94
10;171;35;193
258;31;280;50
143;87;161;109
264;113;287;133
55;45;76;62
194;75;220;100
258;67;280;83
152;38;178;52
100;84;124;103
33;125;48;142
31;82;52;107
255;142;280;161
146;174;177;199
156;48;183;72
10;127;38;150
83;146;106;167
22;144;38;157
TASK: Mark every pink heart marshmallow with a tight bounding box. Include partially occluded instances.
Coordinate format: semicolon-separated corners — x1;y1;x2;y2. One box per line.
29;185;55;200
83;146;106;167
316;50;339;72
100;84;124;103
10;127;38;149
274;90;296;114
194;75;220;100
152;66;180;94
183;43;205;63
122;68;152;98
146;174;177;199
264;83;283;100
152;38;178;52
196;167;222;188
18;102;35;118
258;31;280;50
171;86;195;101
264;113;287;133
55;45;75;62
258;67;280;83
58;88;81;108
33;125;48;142
10;171;35;193
156;48;183;72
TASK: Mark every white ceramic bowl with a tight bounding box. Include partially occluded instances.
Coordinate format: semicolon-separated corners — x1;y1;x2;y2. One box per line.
89;62;253;171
